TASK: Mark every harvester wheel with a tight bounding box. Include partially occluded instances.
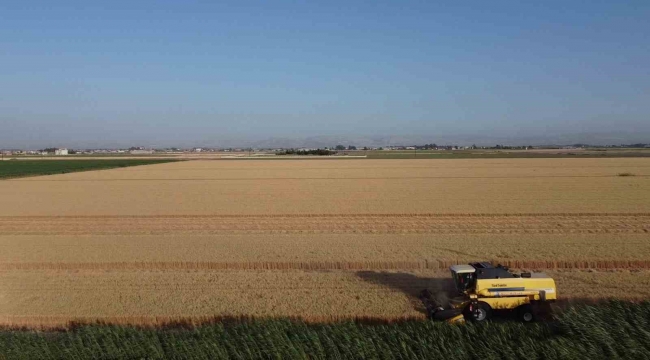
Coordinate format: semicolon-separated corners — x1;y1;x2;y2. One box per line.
465;302;492;322
518;305;535;323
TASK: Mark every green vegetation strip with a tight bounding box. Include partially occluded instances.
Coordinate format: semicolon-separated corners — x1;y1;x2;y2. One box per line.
2;301;650;359
0;159;180;179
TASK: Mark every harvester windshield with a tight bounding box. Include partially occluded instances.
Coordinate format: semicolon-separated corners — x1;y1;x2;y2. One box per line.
452;270;476;293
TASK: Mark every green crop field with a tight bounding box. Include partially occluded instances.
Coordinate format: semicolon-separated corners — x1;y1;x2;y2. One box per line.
2;301;649;360
0;159;180;179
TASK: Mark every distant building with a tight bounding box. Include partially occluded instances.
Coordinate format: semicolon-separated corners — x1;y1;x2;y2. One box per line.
54;148;68;155
130;149;154;154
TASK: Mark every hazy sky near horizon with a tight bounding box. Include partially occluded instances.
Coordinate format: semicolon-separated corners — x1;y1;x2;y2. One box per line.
2;1;649;148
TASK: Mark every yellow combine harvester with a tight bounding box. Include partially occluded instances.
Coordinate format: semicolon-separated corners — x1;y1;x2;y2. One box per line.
421;262;557;323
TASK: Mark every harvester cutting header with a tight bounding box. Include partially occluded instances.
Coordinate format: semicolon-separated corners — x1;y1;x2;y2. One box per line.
421;262;557;323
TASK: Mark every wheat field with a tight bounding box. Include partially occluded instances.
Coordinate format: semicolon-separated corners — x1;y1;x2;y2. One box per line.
1;158;649;327
1;158;649;216
2;269;649;328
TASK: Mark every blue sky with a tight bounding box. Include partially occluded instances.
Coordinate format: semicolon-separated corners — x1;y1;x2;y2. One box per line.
1;1;649;148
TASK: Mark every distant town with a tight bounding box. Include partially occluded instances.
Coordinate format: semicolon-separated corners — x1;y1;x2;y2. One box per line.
1;143;649;156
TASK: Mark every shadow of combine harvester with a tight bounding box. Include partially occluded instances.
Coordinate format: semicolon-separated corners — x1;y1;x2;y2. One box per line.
355;271;456;316
356;265;556;323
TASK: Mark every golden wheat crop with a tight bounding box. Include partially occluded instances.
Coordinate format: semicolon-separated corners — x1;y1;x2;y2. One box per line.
1;158;649;216
1;158;649;327
1;232;649;266
1;269;648;328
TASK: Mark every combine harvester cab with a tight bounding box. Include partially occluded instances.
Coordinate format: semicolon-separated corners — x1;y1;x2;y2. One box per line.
423;262;557;323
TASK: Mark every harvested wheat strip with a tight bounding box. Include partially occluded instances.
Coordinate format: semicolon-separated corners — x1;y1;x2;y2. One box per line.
4;259;650;271
1;214;646;236
0;261;429;271
1;213;650;219
3;229;646;236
